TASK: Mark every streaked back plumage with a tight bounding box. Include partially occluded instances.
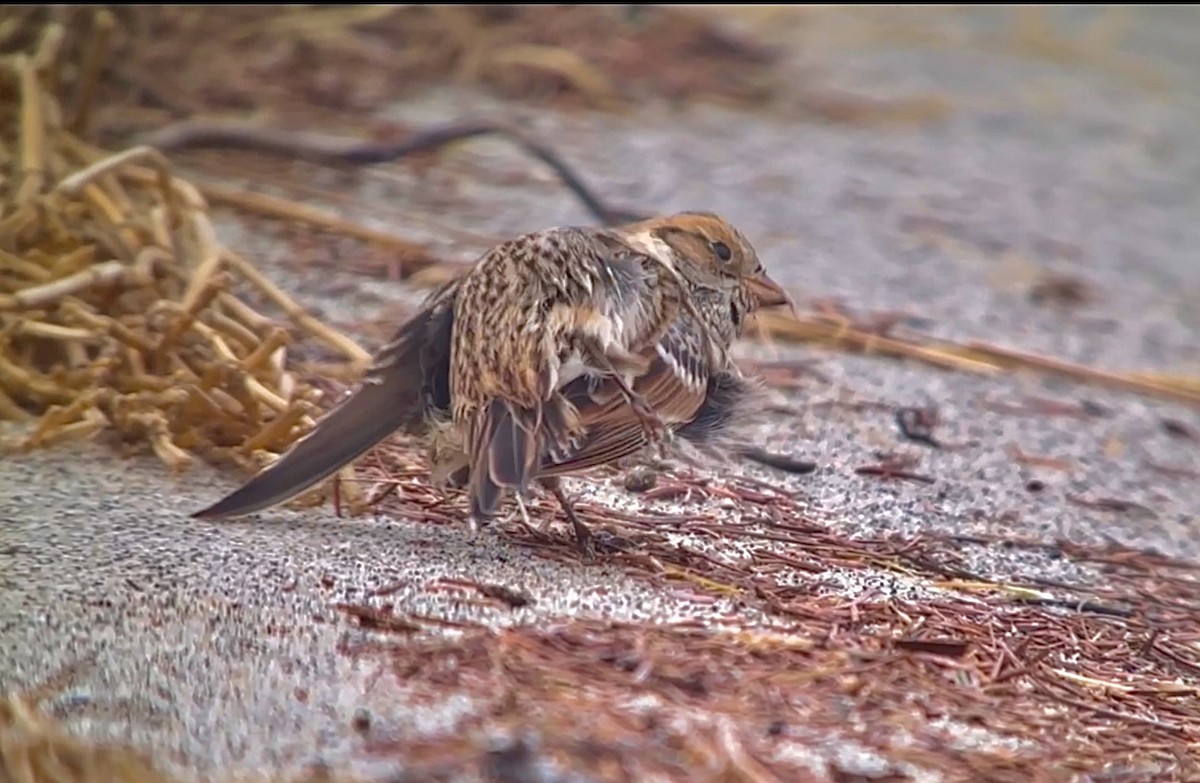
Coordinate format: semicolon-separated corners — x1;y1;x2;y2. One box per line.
450;225;692;517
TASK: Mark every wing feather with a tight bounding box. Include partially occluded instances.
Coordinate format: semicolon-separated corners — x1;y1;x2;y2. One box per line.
537;322;710;477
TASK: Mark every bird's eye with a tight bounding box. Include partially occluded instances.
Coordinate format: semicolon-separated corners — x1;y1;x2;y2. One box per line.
712;241;732;262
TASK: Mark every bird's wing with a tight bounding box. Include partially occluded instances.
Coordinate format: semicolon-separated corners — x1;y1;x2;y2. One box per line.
192;277;461;520
454;228;672;515
537;318;711;477
465;388;582;518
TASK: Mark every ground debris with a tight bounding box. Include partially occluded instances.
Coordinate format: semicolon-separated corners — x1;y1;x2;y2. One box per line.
337;604;1200;782
0;683;365;783
332;438;1200;780
3;5;782;132
0;11;398;511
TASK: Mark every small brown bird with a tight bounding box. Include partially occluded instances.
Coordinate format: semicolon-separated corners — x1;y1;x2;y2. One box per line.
193;212;792;555
446;211;792;537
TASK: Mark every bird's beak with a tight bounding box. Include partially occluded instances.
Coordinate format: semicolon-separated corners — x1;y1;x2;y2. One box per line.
745;271;797;317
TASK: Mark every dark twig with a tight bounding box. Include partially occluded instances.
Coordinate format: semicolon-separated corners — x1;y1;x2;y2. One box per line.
335;603;422;634
140;118;648;227
734;445;818;475
894;405;942;448
854;464;937;484
1011;596;1137;620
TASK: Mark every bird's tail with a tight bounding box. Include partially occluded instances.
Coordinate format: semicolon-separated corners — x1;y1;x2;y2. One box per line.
468;396;577;519
192;285;457;520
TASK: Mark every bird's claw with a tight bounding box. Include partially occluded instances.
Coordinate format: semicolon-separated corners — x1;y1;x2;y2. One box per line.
574;525;596;562
590;529;634;554
506;494;551;540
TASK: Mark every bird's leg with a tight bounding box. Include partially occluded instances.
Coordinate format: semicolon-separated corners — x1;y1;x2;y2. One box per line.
539;476;595;562
599;344;652;377
612;374;667;442
510;493;546;538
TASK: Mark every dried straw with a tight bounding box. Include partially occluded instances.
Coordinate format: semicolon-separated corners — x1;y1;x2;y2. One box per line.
752;309;1200;408
0;18;377;507
0;694;177;783
0;675;363;783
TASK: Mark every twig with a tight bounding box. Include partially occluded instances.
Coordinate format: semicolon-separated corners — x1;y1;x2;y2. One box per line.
16;55;46;206
734;446;818;475
140;118;648;227
967;340;1200;407
220;250;372;366
196;182;444;269
4;261;134;310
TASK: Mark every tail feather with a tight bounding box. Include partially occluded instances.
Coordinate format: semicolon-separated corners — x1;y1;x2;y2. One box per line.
487;400;538;489
193;291;456;520
194;381;416;520
468;399;537;519
468;396;579;519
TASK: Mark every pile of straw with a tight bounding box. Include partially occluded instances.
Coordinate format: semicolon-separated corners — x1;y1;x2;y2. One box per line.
0;18;372;503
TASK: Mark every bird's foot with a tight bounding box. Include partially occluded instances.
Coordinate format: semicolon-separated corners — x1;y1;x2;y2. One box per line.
466;512;490;537
590;528;635;554
542;481;595;562
562;503;595;563
506;495;552;541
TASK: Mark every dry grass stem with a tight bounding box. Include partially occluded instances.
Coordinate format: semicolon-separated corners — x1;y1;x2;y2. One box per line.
0;13;372;486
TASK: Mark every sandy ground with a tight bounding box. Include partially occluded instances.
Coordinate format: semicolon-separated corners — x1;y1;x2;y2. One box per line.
2;6;1199;781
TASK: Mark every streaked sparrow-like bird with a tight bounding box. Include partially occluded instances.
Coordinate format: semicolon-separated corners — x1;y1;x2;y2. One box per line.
426;271;780;555
193;212;792;556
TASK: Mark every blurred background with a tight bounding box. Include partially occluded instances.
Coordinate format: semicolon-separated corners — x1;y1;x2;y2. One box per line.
4;5;1195;341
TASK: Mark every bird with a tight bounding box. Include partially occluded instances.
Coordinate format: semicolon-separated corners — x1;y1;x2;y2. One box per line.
418;277;778;557
192;211;793;556
446;211;794;545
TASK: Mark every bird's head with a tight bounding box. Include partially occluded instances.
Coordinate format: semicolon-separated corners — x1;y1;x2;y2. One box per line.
622;211;794;313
